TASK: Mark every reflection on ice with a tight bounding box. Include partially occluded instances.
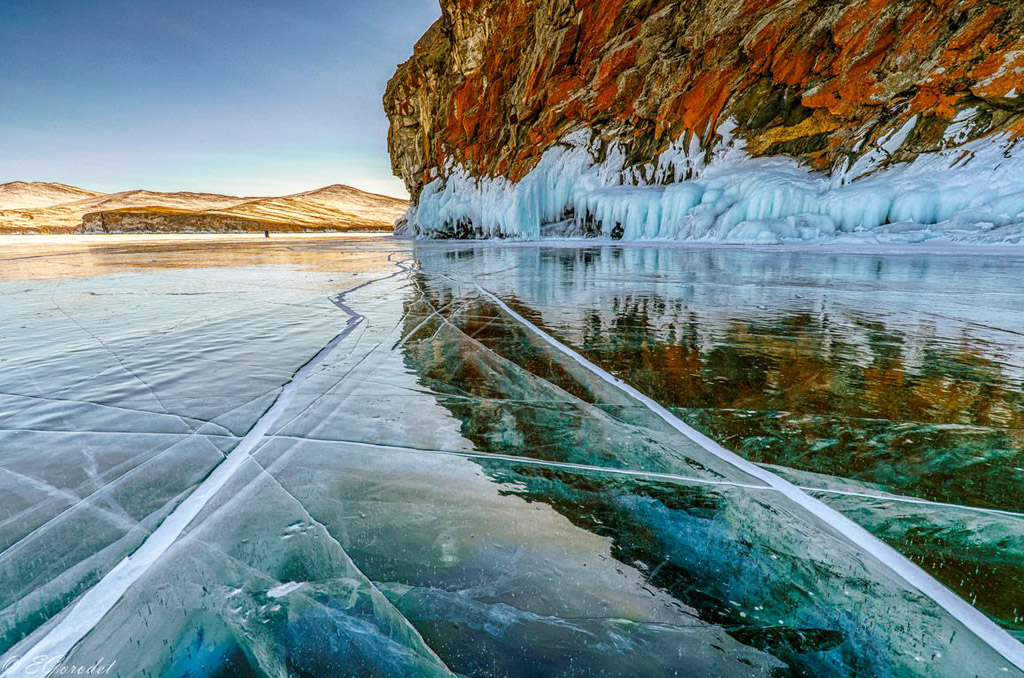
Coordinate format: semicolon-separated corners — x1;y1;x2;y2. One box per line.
411;243;1024;645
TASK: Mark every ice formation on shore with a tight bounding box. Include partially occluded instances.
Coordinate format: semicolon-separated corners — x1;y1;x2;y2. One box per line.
405;122;1024;244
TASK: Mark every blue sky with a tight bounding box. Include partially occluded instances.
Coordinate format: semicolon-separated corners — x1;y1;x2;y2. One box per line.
0;0;440;198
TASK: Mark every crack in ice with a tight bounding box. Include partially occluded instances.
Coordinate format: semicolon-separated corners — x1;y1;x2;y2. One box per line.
49;294;194;434
243;452;456;675
266;434;1024;521
0;435;229;563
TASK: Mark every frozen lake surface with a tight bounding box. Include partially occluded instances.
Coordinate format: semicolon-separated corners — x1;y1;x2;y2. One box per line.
1;235;1022;676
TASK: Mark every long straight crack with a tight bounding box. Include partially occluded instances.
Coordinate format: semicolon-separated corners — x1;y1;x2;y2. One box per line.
266;434;1024;521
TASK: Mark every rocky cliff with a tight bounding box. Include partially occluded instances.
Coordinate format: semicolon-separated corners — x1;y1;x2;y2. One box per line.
385;0;1024;242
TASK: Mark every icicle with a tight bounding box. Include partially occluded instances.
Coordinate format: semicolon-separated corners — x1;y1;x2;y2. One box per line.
409;123;1024;245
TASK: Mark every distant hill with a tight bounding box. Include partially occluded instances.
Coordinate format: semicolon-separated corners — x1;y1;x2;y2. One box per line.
0;182;408;233
216;185;410;231
0;182;103;210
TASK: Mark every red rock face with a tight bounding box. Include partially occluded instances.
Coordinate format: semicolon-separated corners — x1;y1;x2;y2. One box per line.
384;0;1024;200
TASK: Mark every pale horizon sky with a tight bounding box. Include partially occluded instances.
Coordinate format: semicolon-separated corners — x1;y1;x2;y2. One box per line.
0;0;440;199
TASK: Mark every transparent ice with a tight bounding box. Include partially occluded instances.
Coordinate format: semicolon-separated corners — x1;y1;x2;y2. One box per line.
1;238;1022;677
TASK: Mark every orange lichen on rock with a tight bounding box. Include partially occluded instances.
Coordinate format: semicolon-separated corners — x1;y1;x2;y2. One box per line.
746;111;842;156
971;37;1024;99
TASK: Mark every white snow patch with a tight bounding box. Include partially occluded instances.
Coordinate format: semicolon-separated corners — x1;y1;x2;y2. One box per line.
842;115;918;182
944;108;978;147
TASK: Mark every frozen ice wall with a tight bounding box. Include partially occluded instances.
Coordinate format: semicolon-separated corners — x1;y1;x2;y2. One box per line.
406;121;1024;244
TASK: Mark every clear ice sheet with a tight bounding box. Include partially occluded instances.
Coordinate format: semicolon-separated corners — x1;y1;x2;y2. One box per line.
2;238;1023;676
